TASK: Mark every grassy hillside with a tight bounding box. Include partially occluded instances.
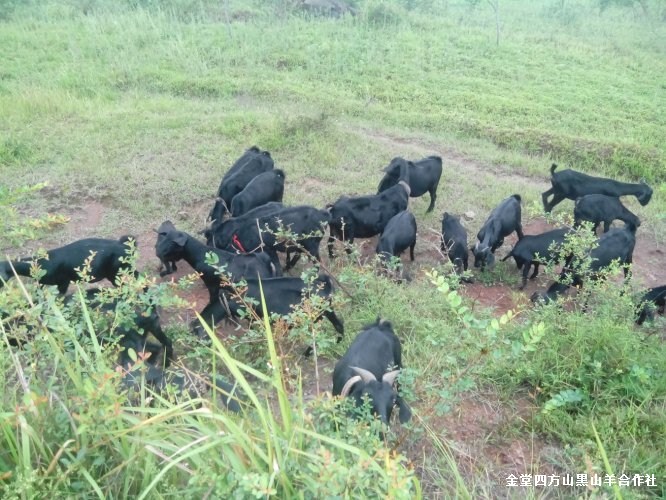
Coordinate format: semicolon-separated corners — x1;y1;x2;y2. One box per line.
1;0;665;498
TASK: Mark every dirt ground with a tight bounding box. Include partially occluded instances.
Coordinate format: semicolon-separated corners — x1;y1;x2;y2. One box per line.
5;136;665;497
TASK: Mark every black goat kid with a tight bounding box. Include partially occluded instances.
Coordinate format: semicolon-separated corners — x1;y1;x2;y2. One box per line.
376;210;417;264
441;212;469;276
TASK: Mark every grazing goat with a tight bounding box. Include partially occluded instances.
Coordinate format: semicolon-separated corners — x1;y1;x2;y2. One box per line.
473;195;524;270
531;223;637;303
376;211;417;264
192;275;344;348
155;226;279;301
230;169;286;217
66;288;174;366
121;358;244;413
502;228;569;289
332;318;411;425
0;237;136;294
574;194;641;233
209;147;274;222
441;212;469;276
377;156;442;213
154;220;178;277
542;164;652;213
221;146;261;185
635;285;666;325
328;158;410;257
207;205;330;270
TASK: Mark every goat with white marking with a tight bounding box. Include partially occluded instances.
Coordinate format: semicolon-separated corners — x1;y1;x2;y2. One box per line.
377;156;442;213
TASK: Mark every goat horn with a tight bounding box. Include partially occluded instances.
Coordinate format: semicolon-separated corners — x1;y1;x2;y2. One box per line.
351;366;377;383
340;375;362;397
382;369;400;386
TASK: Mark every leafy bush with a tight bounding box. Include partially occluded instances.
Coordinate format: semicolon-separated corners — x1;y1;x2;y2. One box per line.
0;254;420;497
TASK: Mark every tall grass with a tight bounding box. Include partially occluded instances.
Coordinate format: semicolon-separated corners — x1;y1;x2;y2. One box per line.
0;278;422;498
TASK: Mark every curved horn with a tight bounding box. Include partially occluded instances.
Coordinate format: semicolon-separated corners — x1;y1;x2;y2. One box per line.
340;375;362;397
351;366;377;384
382;369;400;387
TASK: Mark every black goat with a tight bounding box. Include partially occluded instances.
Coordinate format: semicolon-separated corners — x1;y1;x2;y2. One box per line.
377;156;442;213
574;194;641;233
332;318;411;425
635;285;666;325
221;146;261;185
542;164;652;213
155;226;279;301
0;237;136;294
441;212;469;276
207;205;330;270
473;195;524;270
121;358;245;413
209;147;274;222
328;158;410;257
192;275;344;347
531;223;637;303
502;228;570;289
154;220;178;277
230;169;285;217
376;210;417;264
66;287;174;367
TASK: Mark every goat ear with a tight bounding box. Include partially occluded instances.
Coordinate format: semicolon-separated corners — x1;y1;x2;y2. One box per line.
382;369;400;386
171;231;188;247
351;366;377;383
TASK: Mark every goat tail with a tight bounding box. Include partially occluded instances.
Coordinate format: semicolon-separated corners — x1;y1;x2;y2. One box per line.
501;252;513;262
550;163;558;174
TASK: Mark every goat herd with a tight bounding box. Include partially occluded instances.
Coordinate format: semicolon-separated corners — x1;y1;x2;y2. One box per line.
1;146;665;422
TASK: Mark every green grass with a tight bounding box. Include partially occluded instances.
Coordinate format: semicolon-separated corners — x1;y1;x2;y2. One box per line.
1;0;666;497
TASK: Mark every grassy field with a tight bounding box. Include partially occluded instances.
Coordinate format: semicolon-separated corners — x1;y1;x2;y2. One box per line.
1;0;666;498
